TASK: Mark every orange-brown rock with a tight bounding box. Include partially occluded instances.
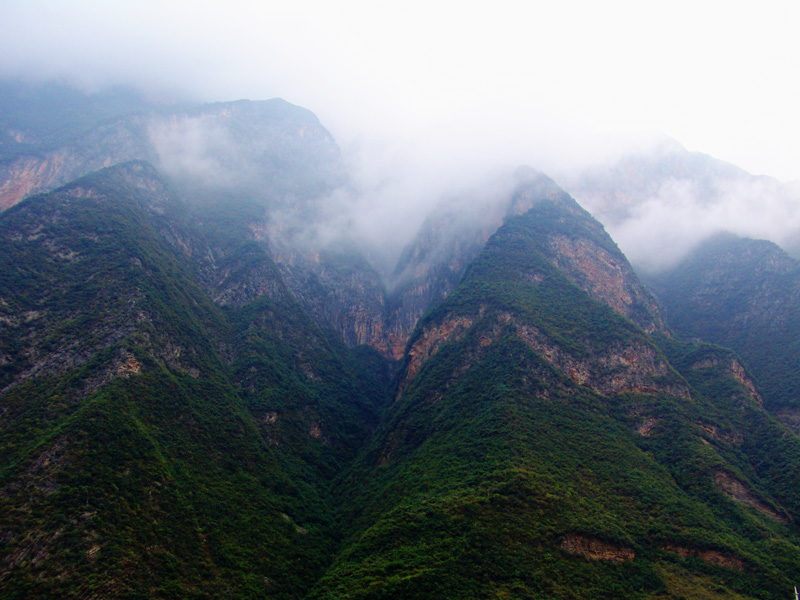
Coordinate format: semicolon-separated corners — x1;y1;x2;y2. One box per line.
0;154;68;210
116;357;141;377
696;423;742;445
399;308;690;401
730;359;764;405
561;535;635;562
637;416;660;436
547;234;666;334
503;312;689;398
402;315;475;390
714;471;788;523
663;545;745;571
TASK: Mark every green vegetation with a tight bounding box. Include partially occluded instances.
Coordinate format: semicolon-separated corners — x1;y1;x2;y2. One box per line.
648;233;800;414
2;164;800;599
309;207;800;599
0;163;386;598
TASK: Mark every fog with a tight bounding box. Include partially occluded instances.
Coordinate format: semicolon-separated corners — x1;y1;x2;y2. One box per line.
566;142;800;272
149;115;243;190
3;0;798;175
146;106;528;278
2;0;800;274
582;176;800;273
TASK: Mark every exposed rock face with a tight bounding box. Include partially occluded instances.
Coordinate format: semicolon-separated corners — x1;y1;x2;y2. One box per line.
663;545;746;571
690;356;764;406
6;89;800;600
393;175;687;399
636;416;660;436
507;313;685;397
400;310;689;399
696;423;742;445
0;96;366;356
0;155;68;210
404;315;476;384
393;178;686;401
546;235;666;333
729;359;764;405
270;242;389;350
0;157;391;599
0;120;154;210
0;163;214;396
714;471;788;523
509;180;668;334
0;97;344;212
1;85;667;366
385;170;569;359
560;535;635;562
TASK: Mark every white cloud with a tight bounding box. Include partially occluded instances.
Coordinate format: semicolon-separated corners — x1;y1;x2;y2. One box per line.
3;0;800;275
0;0;798;180
586;173;800;273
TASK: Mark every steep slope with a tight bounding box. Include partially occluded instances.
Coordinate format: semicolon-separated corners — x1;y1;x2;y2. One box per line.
4;86;800;600
309;189;800;599
385;168;665;360
152;98;345;205
647;233;800;429
0;80;395;356
0;162;386;599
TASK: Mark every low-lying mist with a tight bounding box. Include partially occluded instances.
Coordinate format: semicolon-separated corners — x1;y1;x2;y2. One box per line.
147;99;800;285
566;143;800;273
147;103;540;284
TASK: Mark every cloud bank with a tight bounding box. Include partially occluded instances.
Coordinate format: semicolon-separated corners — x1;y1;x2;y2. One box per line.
1;0;799;180
3;0;800;277
572;162;800;273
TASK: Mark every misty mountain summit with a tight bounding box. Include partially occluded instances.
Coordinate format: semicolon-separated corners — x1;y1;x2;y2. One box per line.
2;83;800;599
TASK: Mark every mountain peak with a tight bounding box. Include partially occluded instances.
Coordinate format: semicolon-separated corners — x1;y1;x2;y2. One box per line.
4;86;800;599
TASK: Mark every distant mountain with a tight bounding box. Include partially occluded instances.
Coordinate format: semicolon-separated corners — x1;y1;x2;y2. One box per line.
568;139;758;225
565;138;800;271
647;233;800;430
0;81;344;211
0;81;157;161
2;83;800;599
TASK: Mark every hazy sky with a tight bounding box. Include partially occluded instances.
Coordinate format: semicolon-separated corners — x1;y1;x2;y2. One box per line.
1;0;799;181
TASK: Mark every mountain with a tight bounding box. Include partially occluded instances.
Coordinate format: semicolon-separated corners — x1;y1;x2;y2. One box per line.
565;138;800;271
309;183;800;599
567;139;760;227
2;84;800;599
647;233;800;430
0;161;387;598
0;81;344;211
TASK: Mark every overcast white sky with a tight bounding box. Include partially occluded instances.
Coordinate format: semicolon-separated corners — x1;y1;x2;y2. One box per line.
0;0;799;180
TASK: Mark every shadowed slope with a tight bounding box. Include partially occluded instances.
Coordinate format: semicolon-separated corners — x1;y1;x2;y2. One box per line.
0;162;386;599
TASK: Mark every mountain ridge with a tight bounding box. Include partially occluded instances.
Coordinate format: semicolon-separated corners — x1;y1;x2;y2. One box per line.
2;86;800;598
